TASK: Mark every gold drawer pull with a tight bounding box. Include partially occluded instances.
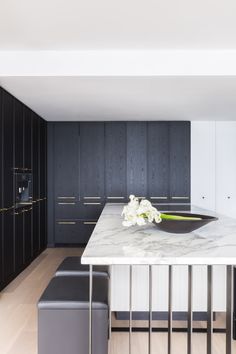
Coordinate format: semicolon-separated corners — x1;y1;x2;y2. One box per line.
57;197;75;200
107;197;125;199
171;196;189;200
150;197;168;200
83;202;101;205
0;208;7;212
83;197;101;200
57;221;76;225
58;202;76;205
83;222;97;225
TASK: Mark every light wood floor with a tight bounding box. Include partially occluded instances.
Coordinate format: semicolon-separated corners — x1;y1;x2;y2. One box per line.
0;248;235;354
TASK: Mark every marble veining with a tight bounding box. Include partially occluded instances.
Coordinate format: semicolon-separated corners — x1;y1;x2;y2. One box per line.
81;204;236;265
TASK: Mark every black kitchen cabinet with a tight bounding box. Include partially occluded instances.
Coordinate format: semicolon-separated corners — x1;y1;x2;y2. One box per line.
80;122;105;199
14;99;24;169
2;89;14;209
0;89;3;289
14;211;24;271
55;201;79;219
105;122;127;201
24;107;32;170
147;122;169;203
54;123;79;200
3;210;14;283
169;122;191;203
0;212;3;290
40;200;47;250
24;207;32;264
0;87;47;292
48;121;190;245
2;90;14;284
55;220;96;244
127;122;147;198
32;203;40;257
40;119;47;198
32;113;40;200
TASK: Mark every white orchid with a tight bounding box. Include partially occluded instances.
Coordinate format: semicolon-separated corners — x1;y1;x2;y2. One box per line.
122;195;162;227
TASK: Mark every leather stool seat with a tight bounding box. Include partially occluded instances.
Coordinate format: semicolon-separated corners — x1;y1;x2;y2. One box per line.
38;276;108;354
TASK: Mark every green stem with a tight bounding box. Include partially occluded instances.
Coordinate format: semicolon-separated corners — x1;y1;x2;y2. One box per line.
160;213;202;221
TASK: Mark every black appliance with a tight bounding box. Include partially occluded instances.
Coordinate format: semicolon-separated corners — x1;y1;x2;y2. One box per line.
15;172;33;208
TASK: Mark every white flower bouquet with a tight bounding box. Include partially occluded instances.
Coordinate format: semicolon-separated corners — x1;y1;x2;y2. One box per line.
122;195;162;227
122;195;202;227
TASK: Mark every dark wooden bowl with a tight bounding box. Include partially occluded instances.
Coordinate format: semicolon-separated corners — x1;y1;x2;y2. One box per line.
153;213;218;234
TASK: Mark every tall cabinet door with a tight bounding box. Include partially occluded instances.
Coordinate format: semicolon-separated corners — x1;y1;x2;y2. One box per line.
14;99;24;169
147;122;169;203
2;89;14;282
14;99;24;271
24;207;32;264
191;122;216;211
32;113;40;256
80;123;105;199
127;122;147;198
24;107;32;170
169;122;190;203
0;89;3;289
216;122;236;218
54;123;79;200
39;118;47;250
105;122;127;202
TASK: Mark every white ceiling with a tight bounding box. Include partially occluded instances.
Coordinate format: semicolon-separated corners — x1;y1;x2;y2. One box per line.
1;76;236;121
1;1;236;121
0;0;236;50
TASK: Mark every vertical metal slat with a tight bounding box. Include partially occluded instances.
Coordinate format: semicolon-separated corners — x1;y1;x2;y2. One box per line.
168;265;173;354
149;266;152;354
207;265;213;354
129;266;132;354
108;266;112;340
89;265;93;354
187;265;193;354
226;265;233;354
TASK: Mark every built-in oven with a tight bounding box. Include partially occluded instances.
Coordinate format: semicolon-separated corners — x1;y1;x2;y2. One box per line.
15;172;33;208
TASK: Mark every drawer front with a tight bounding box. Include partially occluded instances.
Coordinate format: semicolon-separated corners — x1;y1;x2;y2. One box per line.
55;220;97;244
79;201;104;219
168;204;191;212
55;220;81;244
80;220;97;244
55;201;79;219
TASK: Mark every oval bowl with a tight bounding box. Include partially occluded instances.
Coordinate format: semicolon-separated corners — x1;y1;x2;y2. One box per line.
153;213;218;234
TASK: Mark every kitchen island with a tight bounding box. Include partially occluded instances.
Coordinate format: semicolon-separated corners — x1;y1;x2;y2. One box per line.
82;203;236;354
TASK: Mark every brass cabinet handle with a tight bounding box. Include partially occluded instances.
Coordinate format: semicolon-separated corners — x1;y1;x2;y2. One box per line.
107;197;125;199
83;197;101;200
24;207;32;212
150;196;168;200
57;221;76;225
171;196;189;200
58;202;76;205
57;197;76;200
83;202;101;205
0;208;7;212
83;221;97;225
18;202;33;205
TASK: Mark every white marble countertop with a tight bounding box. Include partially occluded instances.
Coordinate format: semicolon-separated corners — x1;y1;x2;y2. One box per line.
81;204;236;265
